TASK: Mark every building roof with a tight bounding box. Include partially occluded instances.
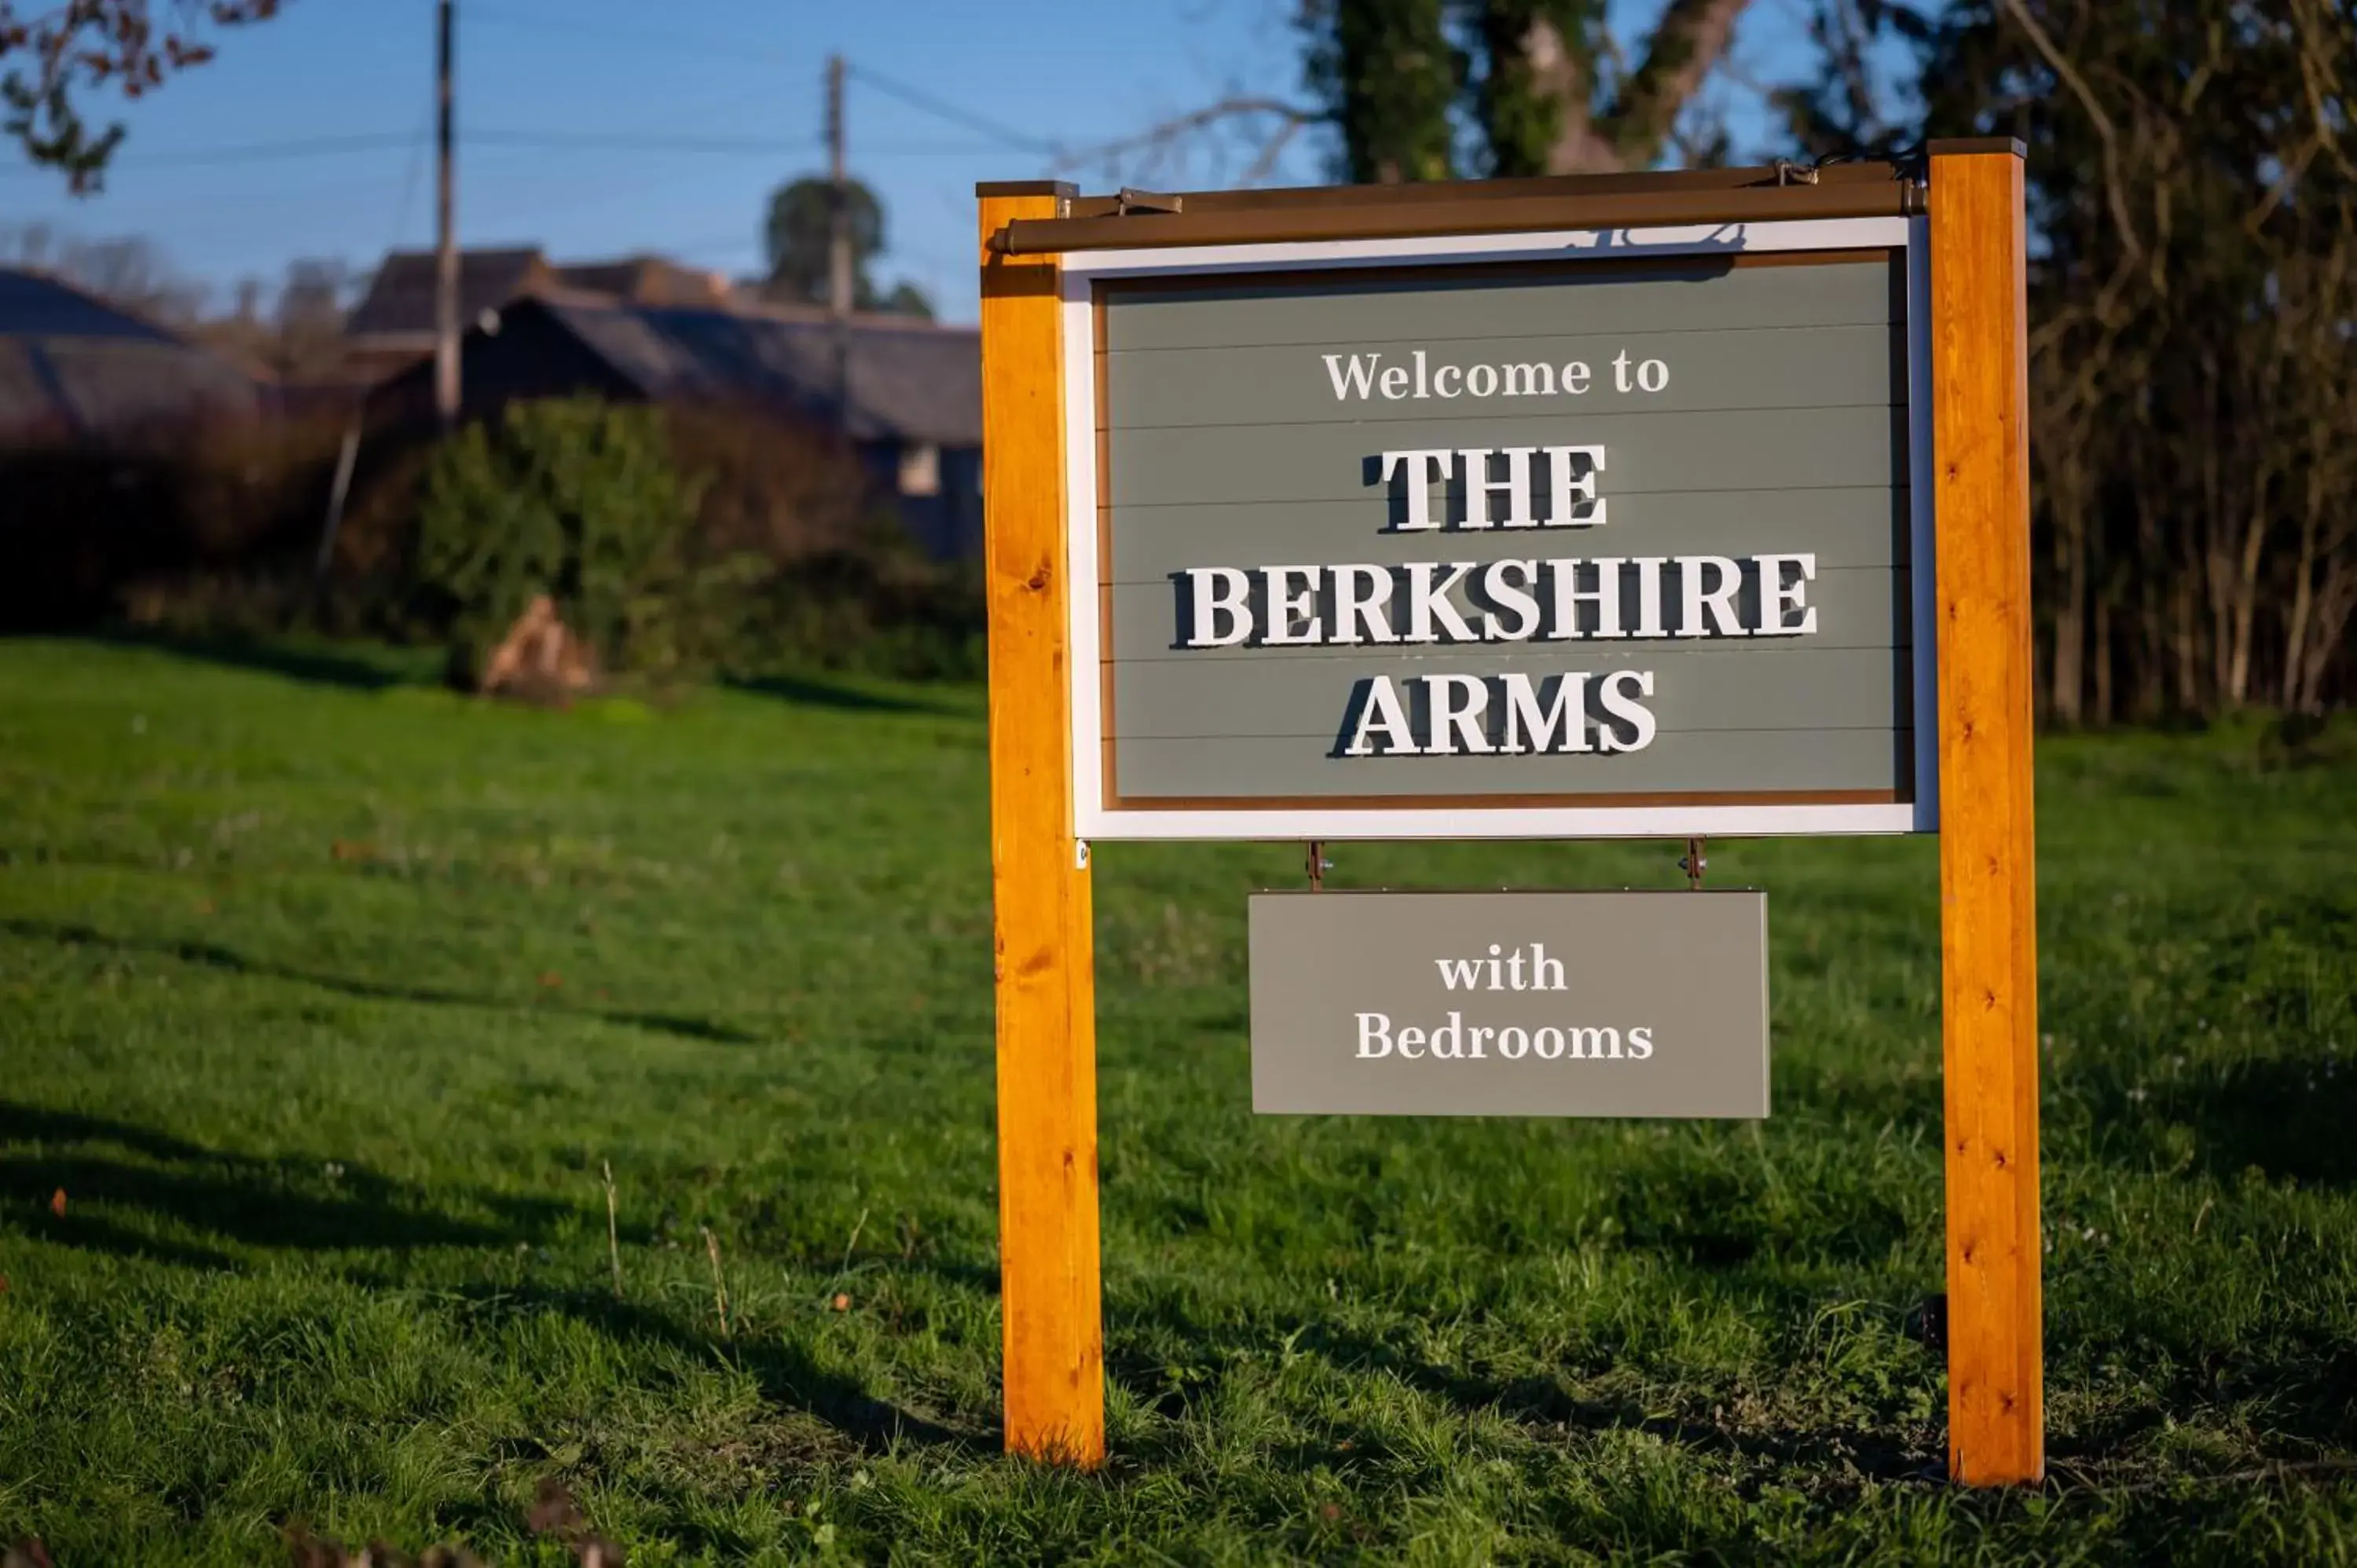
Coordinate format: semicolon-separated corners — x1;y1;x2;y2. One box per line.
553;255;734;308
532;299;981;447
346;248;740;346
344;246;549;343
0;268;261;443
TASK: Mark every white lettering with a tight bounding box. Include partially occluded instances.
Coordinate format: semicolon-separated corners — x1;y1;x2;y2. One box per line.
1637;358;1668;392
1433;363;1463;398
1379;449;1455;532
1541;445;1606;527
1626;1025;1655;1059
1404;562;1478;643
1321;353;1379;400
1185;566;1252;647
1569;1025;1622;1059
1331;563;1396;644
1379;364;1409;399
1758;552;1819;635
1631;557;1669;637
1499;672;1593;755
1425;674;1492;755
1356;1013;1393;1057
1549;557;1624;639
1678;555;1747;638
1502;362;1556;397
1464;446;1538;529
1597;669;1658;753
1466;364;1498;398
1263;565;1324;646
1434;956;1483;991
1480;559;1541;641
1563;361;1591;394
1343;675;1420;756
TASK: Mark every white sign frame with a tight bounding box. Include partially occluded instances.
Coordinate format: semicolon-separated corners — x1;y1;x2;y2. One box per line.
1058;215;1938;842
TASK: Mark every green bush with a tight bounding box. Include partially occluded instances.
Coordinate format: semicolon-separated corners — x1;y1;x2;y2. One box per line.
411;397;761;684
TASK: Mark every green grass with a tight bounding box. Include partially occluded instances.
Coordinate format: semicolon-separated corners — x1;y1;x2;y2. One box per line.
2;636;2355;1565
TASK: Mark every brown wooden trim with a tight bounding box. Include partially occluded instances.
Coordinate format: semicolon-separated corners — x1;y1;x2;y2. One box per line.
1061;159;1911;219
1925;137;2025;160
976;179;1076;200
1006;178;1919;255
1102;787;1904;812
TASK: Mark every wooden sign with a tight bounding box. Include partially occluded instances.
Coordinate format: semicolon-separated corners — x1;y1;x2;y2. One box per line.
1250;890;1769;1118
977;142;2040;1486
1068;238;1930;839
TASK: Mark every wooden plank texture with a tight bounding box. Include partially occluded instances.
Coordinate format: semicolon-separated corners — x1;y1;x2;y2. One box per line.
977;191;1105;1466
1928;148;2043;1486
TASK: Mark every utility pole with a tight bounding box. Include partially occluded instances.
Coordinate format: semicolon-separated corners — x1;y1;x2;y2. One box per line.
826;53;852;426
434;0;460;428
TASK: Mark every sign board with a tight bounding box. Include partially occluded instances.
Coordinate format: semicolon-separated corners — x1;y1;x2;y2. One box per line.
1250;891;1767;1118
1063;219;1937;841
981;146;2040;1483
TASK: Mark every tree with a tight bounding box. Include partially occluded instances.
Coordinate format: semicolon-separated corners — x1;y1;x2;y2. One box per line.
2;2;286;192
761;174;931;318
1784;0;2357;721
1296;0;1752;183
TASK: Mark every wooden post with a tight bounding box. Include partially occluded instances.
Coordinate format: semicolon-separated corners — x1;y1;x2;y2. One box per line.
1928;140;2043;1486
976;181;1105;1467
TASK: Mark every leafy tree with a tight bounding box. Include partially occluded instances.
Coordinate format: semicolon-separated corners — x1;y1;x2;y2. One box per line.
2;1;286;192
412;398;762;686
761;174;932;317
1297;0;1750;182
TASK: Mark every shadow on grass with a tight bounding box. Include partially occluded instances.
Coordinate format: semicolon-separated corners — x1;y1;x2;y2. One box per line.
449;1282;992;1459
1;918;761;1046
91;628;423;692
0;1101;603;1269
2154;1056;2357;1188
723;672;962;717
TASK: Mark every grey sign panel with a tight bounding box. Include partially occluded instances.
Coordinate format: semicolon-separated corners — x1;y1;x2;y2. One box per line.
1089;247;1921;818
1249;890;1769;1117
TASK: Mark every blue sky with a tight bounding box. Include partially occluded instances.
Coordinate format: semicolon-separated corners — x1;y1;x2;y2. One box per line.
0;0;1835;324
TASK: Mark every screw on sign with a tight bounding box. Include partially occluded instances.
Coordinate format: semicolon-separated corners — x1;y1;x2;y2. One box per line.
976;141;2040;1482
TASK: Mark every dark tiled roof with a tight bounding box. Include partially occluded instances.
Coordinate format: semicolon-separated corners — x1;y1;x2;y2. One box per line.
0;267;181;343
554;256;732;306
0;269;260;442
345;247;547;341
538;299;980;447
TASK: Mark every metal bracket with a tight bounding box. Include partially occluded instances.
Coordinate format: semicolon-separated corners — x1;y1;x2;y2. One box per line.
1771;159;1822;188
1681;835;1707;890
1074;839;1091;870
1305;841;1329;891
1115;187;1184;216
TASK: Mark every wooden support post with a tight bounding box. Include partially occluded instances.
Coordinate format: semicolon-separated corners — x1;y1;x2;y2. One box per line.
976;182;1105;1467
1928;141;2043;1486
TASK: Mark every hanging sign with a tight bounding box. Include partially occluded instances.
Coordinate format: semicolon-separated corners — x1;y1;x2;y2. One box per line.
1061;221;1937;839
1249;890;1769;1118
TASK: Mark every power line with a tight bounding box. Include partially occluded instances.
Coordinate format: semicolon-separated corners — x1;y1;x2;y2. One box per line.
845;63;1059;157
0;130;416;175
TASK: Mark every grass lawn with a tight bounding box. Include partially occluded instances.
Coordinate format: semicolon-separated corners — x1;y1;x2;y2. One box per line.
3;636;2356;1565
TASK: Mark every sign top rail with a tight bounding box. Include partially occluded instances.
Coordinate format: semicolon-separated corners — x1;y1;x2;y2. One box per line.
983;143;2025;256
